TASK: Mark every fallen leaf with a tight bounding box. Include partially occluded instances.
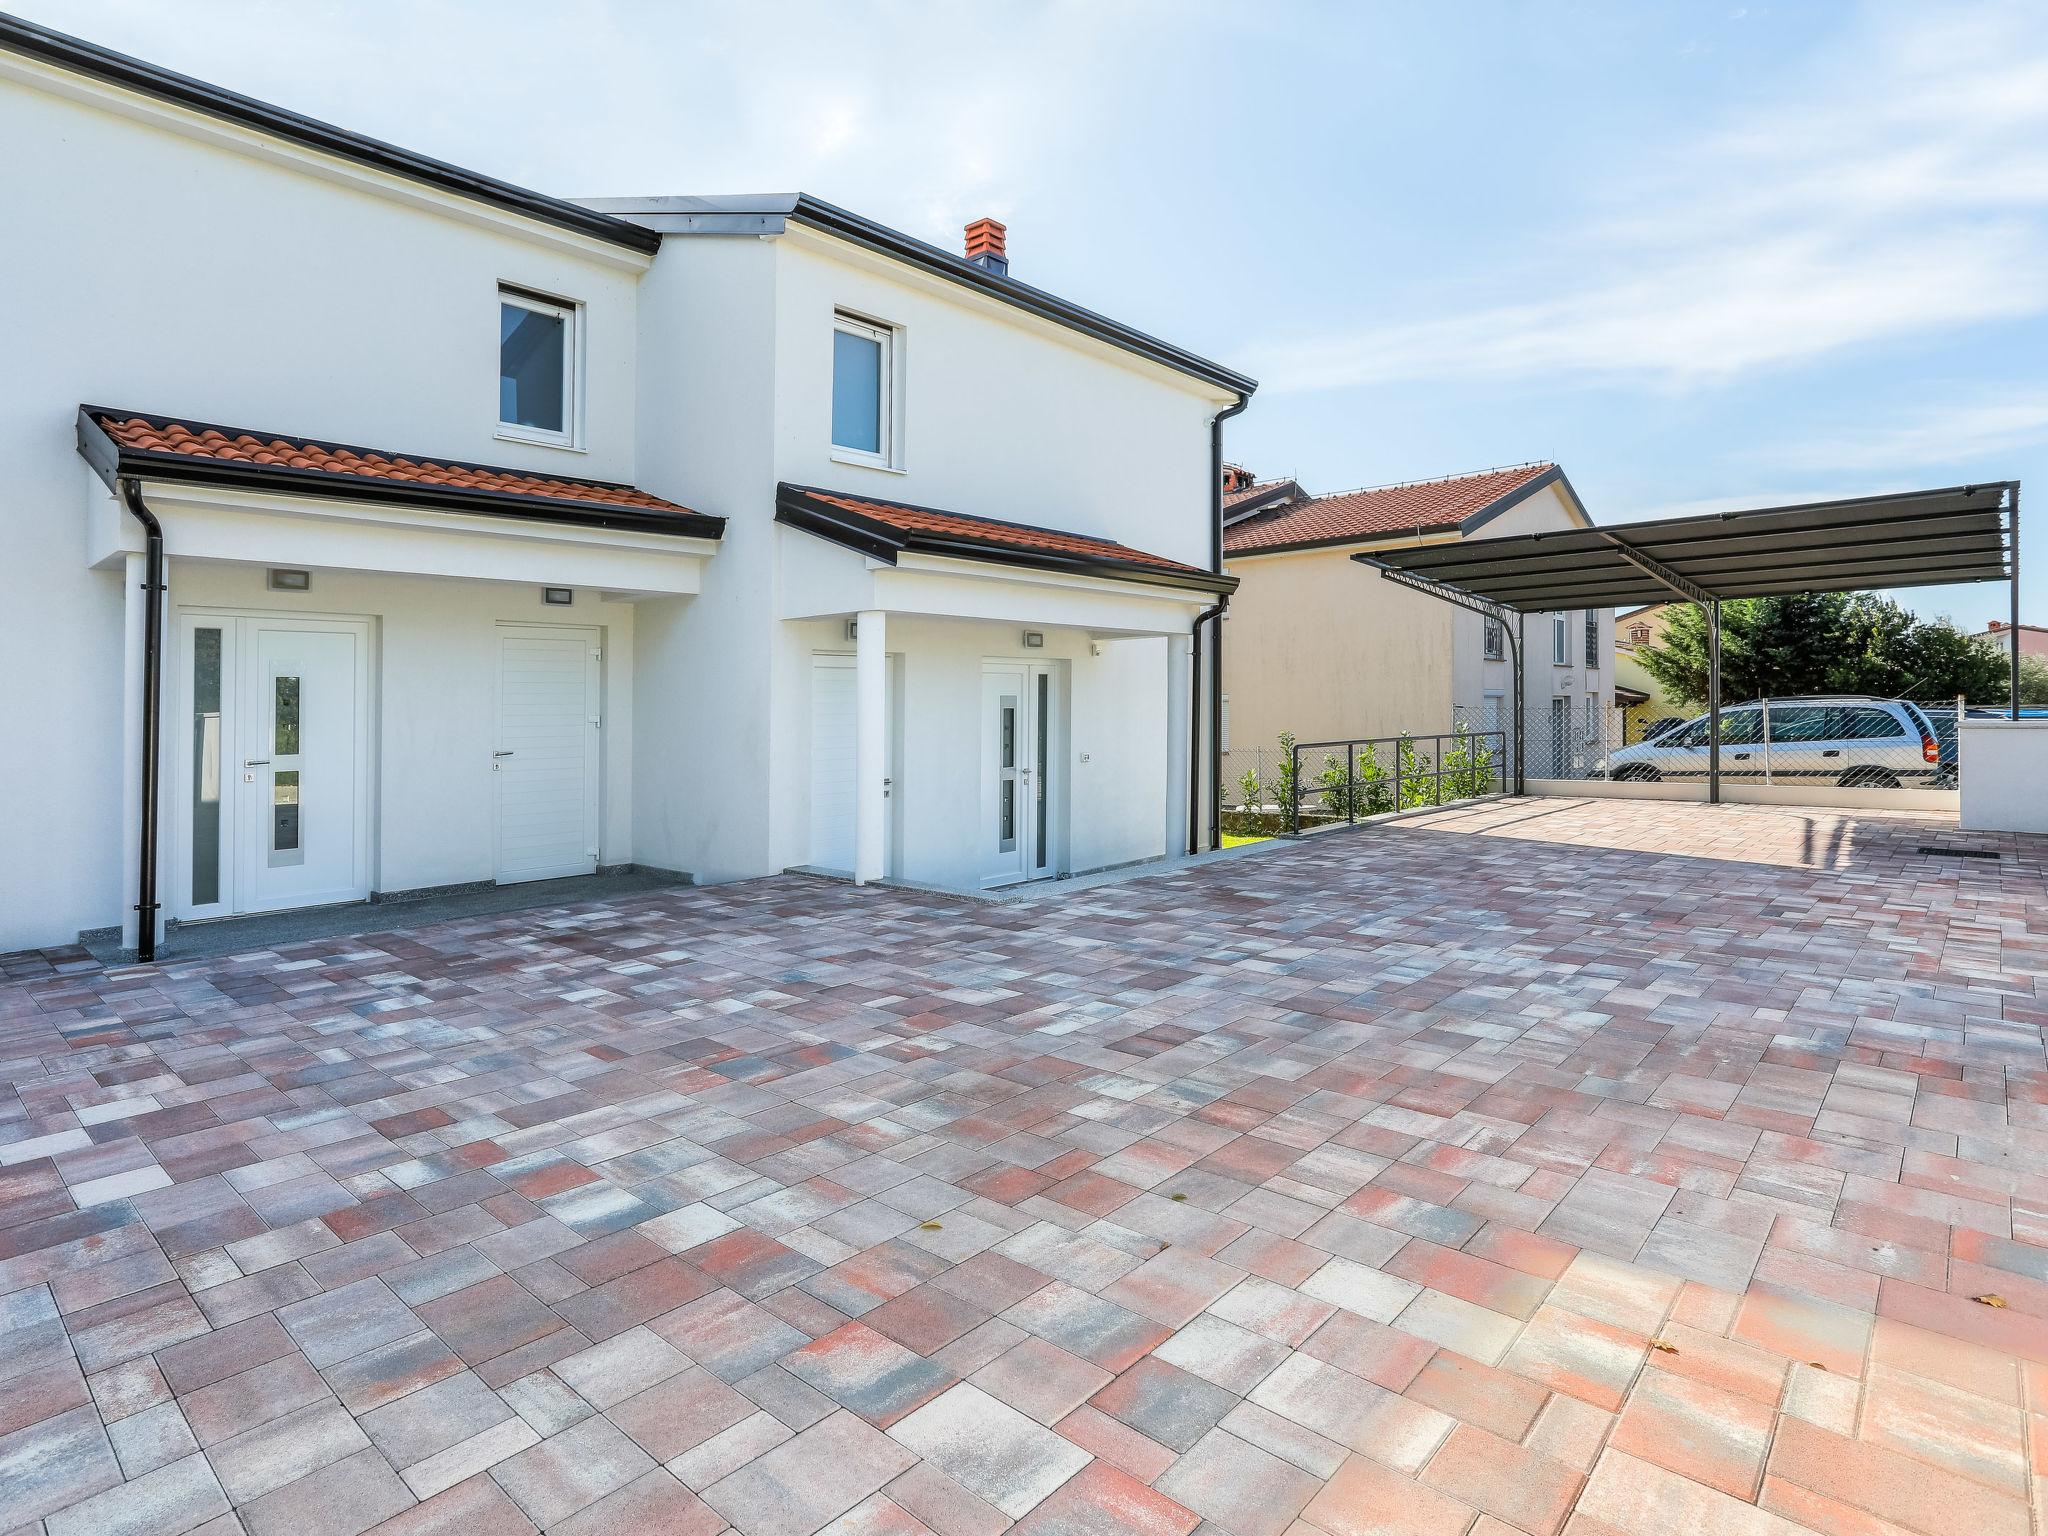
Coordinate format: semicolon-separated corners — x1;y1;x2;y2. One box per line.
1649;1339;1679;1354
1170;1193;1189;1203
1973;1293;2007;1308
1808;1362;1827;1371
920;1222;943;1231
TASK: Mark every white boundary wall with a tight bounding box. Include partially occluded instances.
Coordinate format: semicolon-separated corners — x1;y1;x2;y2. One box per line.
1524;779;1960;813
1959;720;2048;832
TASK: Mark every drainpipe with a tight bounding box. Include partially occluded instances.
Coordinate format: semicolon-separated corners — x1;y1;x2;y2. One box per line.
121;479;165;962
1188;602;1223;854
1200;394;1250;852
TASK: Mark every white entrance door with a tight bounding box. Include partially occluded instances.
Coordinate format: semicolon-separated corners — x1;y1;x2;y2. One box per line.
981;661;1060;886
494;626;602;884
174;614;372;919
809;654;897;874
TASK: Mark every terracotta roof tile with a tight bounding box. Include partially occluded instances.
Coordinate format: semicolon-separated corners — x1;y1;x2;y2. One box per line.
1224;462;1556;554
90;411;703;520
792;486;1210;576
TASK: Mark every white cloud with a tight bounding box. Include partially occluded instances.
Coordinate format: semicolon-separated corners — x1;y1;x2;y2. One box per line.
1249;3;2048;392
1760;393;2048;473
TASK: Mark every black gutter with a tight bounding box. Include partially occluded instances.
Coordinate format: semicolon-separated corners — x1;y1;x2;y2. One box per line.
78;410;725;542
1203;397;1250;851
0;13;660;255
119;479;164;964
774;484;1236;596
787;197;1255;397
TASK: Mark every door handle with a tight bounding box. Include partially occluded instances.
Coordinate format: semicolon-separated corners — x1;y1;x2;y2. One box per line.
1733;752;1750;760
244;759;271;767
1821;749;1840;758
493;751;515;758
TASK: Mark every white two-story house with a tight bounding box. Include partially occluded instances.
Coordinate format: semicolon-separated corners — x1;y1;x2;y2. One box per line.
0;16;1251;958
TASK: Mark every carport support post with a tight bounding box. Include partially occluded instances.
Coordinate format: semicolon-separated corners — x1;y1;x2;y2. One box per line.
1707;598;1723;805
2011;483;2022;720
854;610;887;886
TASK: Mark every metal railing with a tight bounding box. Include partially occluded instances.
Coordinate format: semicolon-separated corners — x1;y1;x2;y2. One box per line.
1283;730;1508;834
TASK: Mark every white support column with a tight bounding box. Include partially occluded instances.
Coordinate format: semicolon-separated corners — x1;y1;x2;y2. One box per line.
118;551;147;953
1164;633;1191;856
854;609;887;886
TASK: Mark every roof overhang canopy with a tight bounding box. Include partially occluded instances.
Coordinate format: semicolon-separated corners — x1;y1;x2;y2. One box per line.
1355;484;2017;612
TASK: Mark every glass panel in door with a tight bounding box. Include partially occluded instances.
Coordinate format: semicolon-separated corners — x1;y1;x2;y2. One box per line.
190;626;224;907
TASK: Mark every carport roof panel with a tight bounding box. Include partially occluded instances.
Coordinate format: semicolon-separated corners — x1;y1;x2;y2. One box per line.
1359;484;2014;611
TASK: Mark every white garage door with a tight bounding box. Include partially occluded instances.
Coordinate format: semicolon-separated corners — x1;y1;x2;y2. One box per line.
495;625;600;883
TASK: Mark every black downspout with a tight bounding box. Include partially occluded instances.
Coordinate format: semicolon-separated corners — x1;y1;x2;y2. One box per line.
1203;395;1250;851
1188;603;1223;854
121;479;165;963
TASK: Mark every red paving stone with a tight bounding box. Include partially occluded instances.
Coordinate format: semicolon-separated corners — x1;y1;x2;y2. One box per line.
0;798;2045;1533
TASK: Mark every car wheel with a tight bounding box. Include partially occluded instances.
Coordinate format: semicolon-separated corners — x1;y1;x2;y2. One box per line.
1613;764;1662;783
1839;767;1899;789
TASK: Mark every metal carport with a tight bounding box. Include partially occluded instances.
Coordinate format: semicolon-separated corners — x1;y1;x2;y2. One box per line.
1355;482;2021;801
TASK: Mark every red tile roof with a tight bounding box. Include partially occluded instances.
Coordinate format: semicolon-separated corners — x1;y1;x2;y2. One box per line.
84;410;709;524
1224;462;1558;555
1224;477;1296;510
777;484;1232;593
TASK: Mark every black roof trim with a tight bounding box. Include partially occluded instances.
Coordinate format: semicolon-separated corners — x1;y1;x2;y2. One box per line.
0;14;661;255
586;194;1255;396
77;407;725;541
775;483;1235;596
1221;480;1304;526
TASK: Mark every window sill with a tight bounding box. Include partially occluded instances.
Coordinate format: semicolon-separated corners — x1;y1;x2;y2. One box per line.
496;428;586;455
829;449;907;475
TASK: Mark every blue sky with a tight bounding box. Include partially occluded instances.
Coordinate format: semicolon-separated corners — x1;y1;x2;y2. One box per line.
27;1;2048;627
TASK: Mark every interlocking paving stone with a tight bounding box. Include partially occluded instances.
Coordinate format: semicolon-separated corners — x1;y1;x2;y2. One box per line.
4;799;2048;1534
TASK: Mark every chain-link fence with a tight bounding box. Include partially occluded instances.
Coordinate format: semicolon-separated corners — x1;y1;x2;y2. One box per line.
1524;695;1978;790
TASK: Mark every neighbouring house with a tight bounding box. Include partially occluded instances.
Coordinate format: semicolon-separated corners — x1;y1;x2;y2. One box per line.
1219;462;1614;789
1974;620;2048;660
0;17;1252;957
1614;602;1684;742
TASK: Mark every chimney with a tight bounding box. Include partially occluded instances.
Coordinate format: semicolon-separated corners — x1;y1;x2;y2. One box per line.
1989;619;2005;629
964;217;1008;277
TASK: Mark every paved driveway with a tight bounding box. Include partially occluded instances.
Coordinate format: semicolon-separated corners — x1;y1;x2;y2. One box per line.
2;799;2044;1536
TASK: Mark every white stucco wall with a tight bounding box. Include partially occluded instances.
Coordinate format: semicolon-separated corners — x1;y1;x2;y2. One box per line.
1959;720;2048;833
166;563;636;897
0;70;645;949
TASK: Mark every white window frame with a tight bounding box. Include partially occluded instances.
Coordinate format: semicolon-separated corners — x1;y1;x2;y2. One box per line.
830;310;900;470
497;286;581;451
1551;612;1569;666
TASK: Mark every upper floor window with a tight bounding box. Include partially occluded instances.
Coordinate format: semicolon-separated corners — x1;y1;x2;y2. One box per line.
1483;619;1505;661
1585;610;1599;668
499;287;578;446
1551;612;1569;665
832;311;895;465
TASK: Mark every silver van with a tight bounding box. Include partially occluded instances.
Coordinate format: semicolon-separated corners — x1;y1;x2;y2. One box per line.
1601;697;1945;787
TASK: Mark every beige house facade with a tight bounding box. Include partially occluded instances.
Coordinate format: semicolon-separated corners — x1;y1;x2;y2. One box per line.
1614;602;1685;742
1220;463;1612;792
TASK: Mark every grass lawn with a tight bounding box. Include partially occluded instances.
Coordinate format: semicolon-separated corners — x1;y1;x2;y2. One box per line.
1221;832;1271;848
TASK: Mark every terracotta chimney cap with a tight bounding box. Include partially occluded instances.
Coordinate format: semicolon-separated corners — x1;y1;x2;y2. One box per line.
964;217;1009;276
